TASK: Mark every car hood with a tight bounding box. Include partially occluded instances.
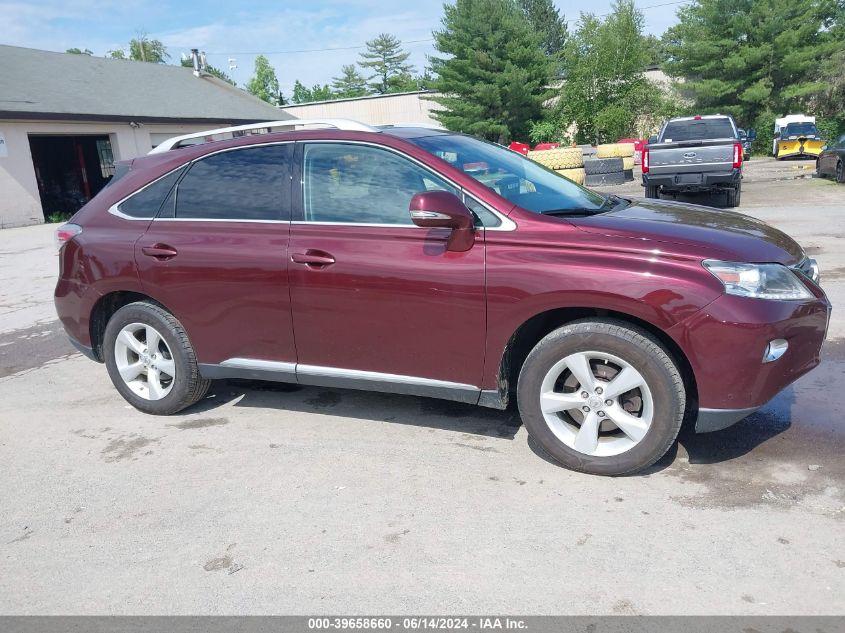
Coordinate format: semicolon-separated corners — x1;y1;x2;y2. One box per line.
570;199;804;264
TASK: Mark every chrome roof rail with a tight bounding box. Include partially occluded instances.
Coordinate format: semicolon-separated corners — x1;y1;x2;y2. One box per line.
148;118;379;154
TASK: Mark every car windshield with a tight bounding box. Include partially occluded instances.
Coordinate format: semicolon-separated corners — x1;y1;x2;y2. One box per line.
406;133;607;214
784;122;819;137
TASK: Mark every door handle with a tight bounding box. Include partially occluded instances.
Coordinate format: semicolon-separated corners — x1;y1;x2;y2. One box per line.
141;244;178;260
291;251;336;267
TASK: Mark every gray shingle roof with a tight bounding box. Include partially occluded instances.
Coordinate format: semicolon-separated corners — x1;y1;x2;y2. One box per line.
0;45;292;124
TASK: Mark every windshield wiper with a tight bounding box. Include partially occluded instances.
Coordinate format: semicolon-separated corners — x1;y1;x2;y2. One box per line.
541;208;605;216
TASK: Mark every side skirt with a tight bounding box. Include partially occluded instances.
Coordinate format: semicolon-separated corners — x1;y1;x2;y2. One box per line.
198;359;481;405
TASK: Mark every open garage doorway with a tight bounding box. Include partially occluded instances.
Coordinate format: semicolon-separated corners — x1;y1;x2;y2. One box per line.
28;135;115;221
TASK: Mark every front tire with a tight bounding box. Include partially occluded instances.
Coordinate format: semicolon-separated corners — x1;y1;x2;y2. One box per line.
517;320;685;475
103;301;211;415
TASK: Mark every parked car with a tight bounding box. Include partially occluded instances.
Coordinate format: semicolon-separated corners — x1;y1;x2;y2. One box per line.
774;114;825;159
643;114;744;206
737;128;756;160
817;134;845;183
54;119;829;476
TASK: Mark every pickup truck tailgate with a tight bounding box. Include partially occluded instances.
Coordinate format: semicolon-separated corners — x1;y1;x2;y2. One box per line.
649;140;734;174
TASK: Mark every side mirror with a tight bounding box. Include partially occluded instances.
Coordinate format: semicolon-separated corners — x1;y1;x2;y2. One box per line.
648;135;658;144
821;145;828;151
748;128;757;140
409;191;475;252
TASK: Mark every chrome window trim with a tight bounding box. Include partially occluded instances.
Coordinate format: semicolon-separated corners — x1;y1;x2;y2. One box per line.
298;139;517;232
109;141;295;223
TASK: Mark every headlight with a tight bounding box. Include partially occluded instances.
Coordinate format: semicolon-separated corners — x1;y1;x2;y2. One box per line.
703;260;814;300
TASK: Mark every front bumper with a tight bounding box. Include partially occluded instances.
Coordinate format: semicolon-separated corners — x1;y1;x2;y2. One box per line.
643;168;741;192
669;288;830;433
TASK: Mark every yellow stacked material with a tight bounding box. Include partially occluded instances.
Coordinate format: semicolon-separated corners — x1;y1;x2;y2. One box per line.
527;147;584;170
622;156;635;170
555;167;586;185
596;143;636;158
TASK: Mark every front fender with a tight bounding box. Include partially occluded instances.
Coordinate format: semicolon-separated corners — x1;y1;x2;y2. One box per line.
481;238;723;390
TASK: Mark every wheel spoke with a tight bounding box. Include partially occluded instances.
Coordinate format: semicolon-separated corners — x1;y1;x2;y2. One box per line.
564;353;595;392
606;405;650;442
145;327;162;354
118;361;144;382
156;358;175;378
574;411;601;455
147;368;165;400
540;391;585;414
118;329;145;355
603;366;645;399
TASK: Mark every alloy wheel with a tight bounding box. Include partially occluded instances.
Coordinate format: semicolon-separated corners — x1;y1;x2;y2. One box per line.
113;323;175;400
539;351;653;457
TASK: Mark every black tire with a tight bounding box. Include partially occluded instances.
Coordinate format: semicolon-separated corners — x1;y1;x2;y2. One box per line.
726;182;741;207
623;169;634;181
816;159;823;178
584;171;625;186
517;319;685;476
583;157;624;175
837;160;845;184
645;184;660;199
103;301;211;415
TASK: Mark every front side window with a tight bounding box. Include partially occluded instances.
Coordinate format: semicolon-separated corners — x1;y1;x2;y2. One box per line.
302;143;456;225
174;144;290;220
408;134;606;214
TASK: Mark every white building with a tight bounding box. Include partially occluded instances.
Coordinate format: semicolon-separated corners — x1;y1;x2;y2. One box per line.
282;91;443;127
0;45;291;228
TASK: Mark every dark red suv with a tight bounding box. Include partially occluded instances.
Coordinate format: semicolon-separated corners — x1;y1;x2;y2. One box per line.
54;120;830;475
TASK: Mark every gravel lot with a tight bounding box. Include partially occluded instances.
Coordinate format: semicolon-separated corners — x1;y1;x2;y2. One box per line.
1;158;843;615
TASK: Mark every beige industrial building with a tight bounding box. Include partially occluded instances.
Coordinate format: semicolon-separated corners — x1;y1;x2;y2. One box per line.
282;91;443;127
0;45;291;228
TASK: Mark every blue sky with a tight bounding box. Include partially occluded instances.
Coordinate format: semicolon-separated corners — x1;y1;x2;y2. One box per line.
1;0;685;96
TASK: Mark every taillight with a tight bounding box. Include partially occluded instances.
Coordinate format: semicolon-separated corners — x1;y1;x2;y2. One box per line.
642;147;650;173
55;223;82;251
733;142;743;169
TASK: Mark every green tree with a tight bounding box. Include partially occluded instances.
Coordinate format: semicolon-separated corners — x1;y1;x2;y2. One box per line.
246;55;281;105
66;47;93;55
331;65;369;98
291;80;334;104
518;0;567;58
179;57;236;85
358;33;416;94
543;0;675;143
107;49;127;59
430;0;552;143
128;34;169;63
664;0;843;137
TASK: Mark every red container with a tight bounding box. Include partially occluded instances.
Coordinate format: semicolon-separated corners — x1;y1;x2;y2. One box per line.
508;142;530;156
533;142;560;151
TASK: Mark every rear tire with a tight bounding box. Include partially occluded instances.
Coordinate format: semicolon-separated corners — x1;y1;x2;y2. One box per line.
517;319;685;476
645;185;659;199
103;301;211;415
837;160;845;184
726;183;741;207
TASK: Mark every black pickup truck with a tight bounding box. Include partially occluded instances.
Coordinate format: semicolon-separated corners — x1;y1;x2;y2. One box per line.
643;115;744;207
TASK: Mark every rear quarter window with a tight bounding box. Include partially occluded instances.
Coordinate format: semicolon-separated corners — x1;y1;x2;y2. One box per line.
117;166;186;218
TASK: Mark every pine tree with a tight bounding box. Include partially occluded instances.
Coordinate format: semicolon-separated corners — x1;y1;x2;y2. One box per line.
430;0;552;143
518;0;567;58
664;0;842;132
358;33;416;94
246;55;281;105
331;65;369;98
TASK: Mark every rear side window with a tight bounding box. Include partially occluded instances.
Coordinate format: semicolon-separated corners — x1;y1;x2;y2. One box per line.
174;144;291;220
662;119;735;142
117;167;185;218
